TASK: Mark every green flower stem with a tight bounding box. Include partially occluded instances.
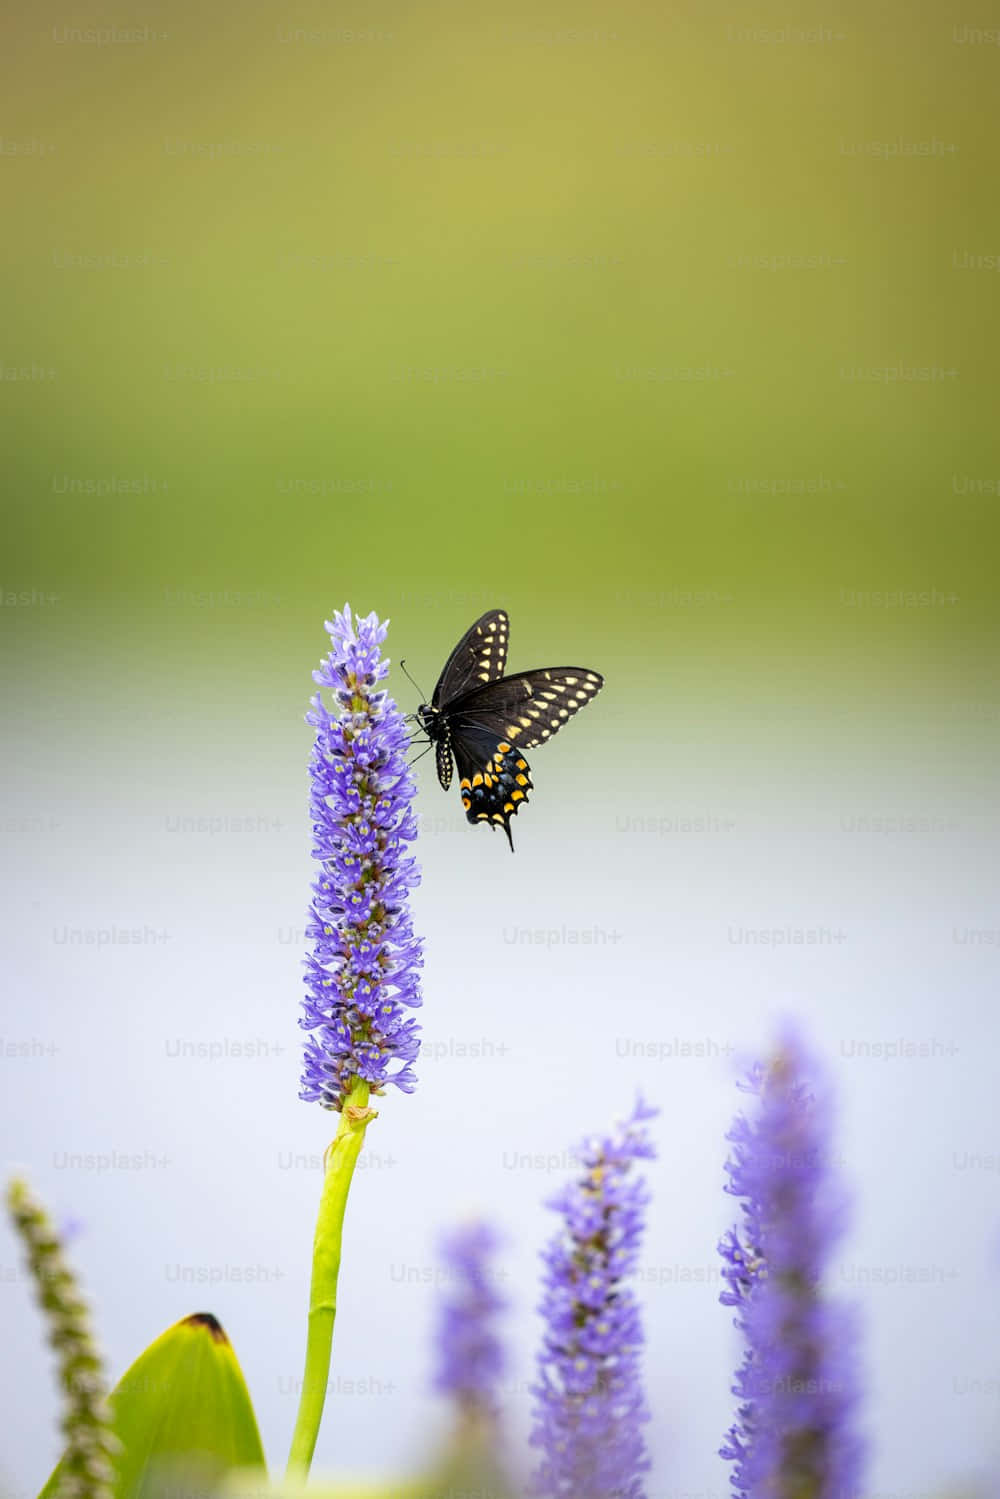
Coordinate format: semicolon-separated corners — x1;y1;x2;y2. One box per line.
287;1077;376;1476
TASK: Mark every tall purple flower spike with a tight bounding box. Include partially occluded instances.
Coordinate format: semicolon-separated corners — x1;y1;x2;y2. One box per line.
299;605;423;1112
434;1221;508;1420
719;1029;864;1499
531;1098;658;1499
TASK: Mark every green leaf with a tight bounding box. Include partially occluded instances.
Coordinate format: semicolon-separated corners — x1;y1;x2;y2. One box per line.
254;1487;424;1499
226;1483;426;1499
225;1433;517;1499
39;1312;266;1499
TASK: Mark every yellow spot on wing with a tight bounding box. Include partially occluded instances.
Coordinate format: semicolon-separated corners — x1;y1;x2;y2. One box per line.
472;773;484;787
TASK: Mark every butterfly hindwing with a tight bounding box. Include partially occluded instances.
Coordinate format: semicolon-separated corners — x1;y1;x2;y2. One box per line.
431;609;509;708
452;726;533;851
447;668;604;751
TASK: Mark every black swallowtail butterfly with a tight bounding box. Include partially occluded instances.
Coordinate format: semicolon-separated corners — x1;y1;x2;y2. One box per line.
415;609;604;850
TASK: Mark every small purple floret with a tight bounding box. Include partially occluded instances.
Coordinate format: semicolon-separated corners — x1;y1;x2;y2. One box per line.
719;1028;864;1499
530;1098;657;1499
434;1221;508;1420
299;605;423;1111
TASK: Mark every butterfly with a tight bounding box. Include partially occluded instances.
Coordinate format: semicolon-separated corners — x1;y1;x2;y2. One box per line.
414;609;604;850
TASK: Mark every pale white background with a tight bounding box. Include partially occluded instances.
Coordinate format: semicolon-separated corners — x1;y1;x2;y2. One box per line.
2;683;998;1498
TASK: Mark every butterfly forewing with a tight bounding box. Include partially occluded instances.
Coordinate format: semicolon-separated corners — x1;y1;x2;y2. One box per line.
431;609;509;708
447;668;604;750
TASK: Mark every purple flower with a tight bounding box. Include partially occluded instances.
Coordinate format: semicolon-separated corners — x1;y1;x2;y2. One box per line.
530;1099;657;1499
719;1029;864;1499
299;605;423;1111
434;1221;508;1422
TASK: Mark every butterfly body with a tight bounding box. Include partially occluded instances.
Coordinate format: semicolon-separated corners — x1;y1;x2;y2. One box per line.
416;610;603;849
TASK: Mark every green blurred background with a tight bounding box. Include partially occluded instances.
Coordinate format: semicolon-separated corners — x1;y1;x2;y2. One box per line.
4;0;997;717
3;1;1000;1494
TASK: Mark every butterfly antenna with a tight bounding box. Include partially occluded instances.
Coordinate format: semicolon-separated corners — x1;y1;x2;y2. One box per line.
398;658;428;700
